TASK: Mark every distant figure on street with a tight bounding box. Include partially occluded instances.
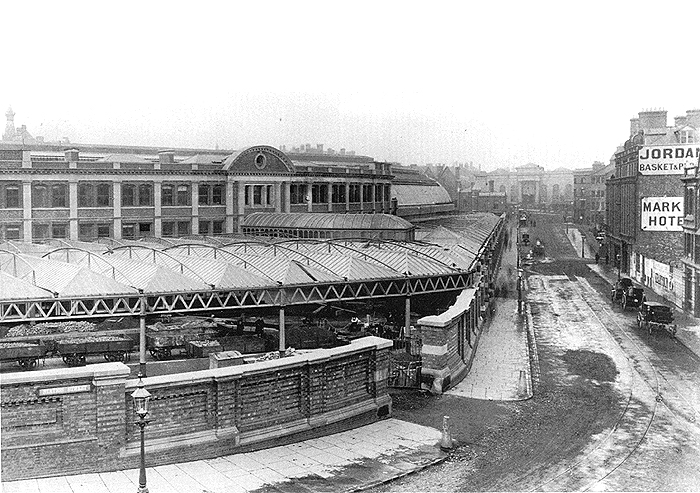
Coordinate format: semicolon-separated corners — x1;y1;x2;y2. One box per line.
595;252;600;264
255;317;265;336
605;253;610;265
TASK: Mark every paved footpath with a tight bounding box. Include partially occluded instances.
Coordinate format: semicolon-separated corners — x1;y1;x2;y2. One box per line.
447;222;533;401
2;419;446;493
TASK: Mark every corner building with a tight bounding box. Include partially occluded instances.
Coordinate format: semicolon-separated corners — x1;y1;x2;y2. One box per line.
607;109;700;308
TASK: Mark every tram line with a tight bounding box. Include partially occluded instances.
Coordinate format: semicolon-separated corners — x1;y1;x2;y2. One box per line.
535;275;699;491
526;275;650;492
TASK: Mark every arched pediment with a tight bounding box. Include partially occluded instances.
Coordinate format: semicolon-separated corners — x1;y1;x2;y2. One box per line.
221;145;295;174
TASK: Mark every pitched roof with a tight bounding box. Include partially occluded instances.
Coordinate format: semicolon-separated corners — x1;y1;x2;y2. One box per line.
243;213;414;231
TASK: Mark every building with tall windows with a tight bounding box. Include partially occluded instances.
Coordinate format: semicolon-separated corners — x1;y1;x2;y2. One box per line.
607;108;700;308
0;142;401;242
0;108;463;242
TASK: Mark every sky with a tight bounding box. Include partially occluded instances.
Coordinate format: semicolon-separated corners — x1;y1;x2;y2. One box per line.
2;0;699;171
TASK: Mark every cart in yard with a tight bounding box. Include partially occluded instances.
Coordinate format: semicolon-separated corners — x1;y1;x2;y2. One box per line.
637;301;677;337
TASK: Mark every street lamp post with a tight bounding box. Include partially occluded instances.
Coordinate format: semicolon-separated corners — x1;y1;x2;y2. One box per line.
581;235;585;258
131;373;151;493
616;254;621;280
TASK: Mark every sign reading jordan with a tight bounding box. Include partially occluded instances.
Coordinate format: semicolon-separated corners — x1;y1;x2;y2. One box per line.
641;197;684;231
639;144;700;175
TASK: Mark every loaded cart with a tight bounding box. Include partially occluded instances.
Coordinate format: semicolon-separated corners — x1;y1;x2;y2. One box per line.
147;328;218;359
0;341;47;370
56;336;133;366
186;340;223;358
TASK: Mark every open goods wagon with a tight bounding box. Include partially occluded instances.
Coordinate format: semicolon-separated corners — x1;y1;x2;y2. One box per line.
147;326;219;360
0;342;47;370
55;336;133;366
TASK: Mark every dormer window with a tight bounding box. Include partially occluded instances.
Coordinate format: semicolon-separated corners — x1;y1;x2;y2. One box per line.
680;129;696;144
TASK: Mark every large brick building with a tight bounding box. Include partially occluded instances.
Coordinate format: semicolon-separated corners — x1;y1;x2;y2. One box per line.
0;109;461;242
607;109;700;307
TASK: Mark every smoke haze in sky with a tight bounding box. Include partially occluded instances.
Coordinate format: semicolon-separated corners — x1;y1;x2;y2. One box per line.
2;0;699;170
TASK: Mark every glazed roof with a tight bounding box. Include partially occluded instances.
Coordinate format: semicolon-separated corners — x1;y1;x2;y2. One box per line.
0;213;500;304
243;213;414;231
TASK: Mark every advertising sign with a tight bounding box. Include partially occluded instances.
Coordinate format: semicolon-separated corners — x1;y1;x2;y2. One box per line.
638;144;700;175
640;197;684;231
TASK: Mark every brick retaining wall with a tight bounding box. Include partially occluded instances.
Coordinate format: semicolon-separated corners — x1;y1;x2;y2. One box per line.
1;336;392;480
417;287;482;393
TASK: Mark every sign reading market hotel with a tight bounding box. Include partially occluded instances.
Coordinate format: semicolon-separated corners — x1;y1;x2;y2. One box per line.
638;144;700;175
641;197;684;231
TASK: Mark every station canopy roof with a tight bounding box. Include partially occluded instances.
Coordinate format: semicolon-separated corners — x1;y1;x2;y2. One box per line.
0;213;501;303
391;184;452;206
243;213;415;231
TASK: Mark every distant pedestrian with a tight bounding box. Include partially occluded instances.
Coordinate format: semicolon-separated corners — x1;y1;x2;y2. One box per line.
605;253;609;265
595;252;600;264
255;317;265;336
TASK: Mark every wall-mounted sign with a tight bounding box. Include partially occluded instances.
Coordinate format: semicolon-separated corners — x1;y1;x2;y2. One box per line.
639;145;700;175
640;197;684;231
38;384;91;397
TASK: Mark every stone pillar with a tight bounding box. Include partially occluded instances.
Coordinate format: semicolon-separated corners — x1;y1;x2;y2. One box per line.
113;181;122;240
237;182;246;233
226;179;236;234
69;181;78;240
307;182;313;212
404;296;411;336
93;363;131;471
191;181;199;235
283;182;291;213
22;181;32;242
279;306;286;355
153;180;162;238
275;182;282;212
21;150;31;169
345;182;350;213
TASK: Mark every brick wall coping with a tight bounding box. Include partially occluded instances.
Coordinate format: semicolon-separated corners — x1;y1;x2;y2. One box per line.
417;288;477;328
0;362;130;386
124;336;394;390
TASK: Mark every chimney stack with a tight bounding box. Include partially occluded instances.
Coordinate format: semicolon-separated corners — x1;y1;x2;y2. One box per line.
64;149;80;163
685;109;700;127
317;144;324;153
629;117;640;136
638;109;667;131
159;150;175;165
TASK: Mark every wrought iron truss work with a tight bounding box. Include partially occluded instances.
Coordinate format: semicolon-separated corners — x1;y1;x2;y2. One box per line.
0;271;473;322
0;214;504;323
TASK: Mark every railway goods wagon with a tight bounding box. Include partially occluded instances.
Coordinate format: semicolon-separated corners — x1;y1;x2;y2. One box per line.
55;336;133;366
0;341;47;370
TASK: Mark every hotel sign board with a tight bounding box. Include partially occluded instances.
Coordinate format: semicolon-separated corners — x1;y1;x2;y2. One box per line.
638;145;700;175
640;197;684;231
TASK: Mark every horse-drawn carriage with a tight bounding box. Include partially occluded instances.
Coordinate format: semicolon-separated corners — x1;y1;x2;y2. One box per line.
611;278;645;310
637;301;677;337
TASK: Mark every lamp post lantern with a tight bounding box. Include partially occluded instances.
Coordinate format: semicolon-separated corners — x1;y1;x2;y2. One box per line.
131;373;151;493
616;253;621;280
